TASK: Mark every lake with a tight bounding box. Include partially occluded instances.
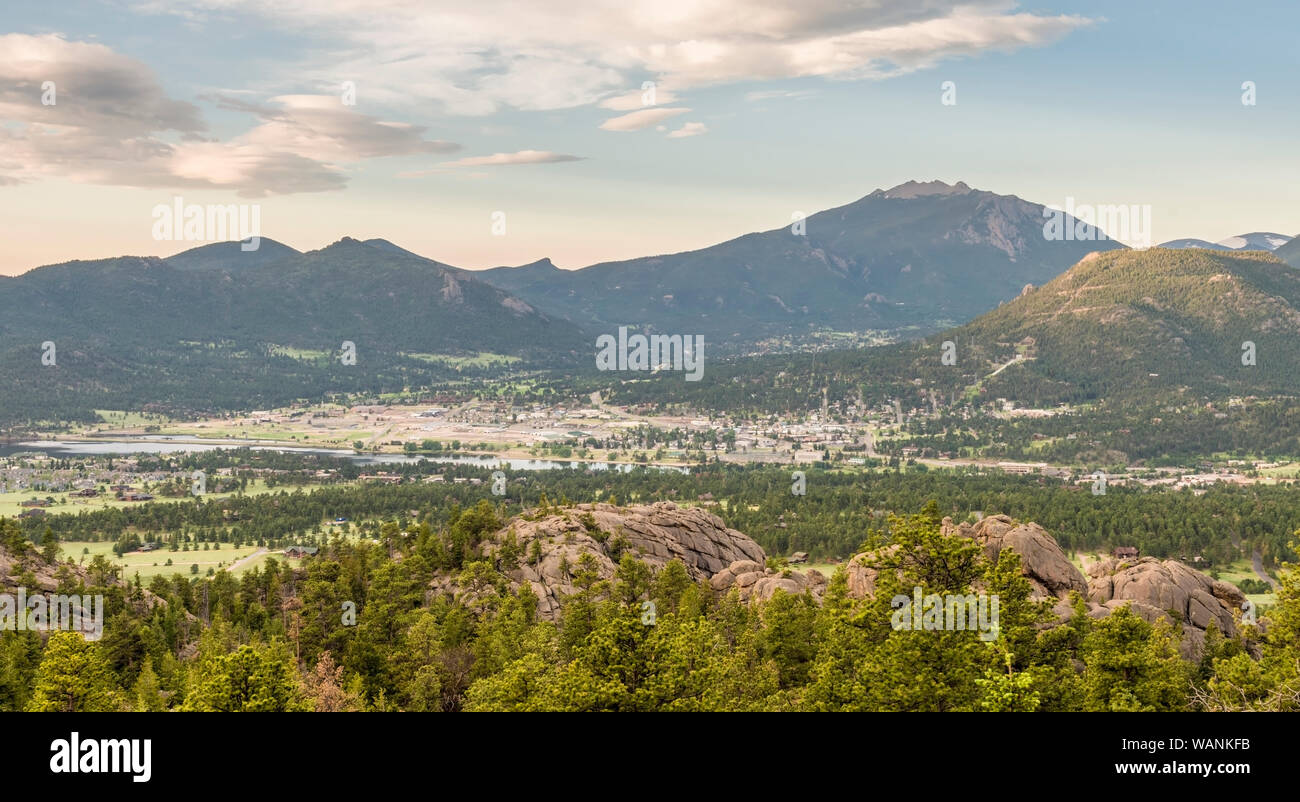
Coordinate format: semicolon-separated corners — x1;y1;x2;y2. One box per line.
2;438;689;474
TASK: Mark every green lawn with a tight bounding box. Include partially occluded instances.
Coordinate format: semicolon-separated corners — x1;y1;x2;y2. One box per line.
1246;593;1275;612
404;351;522;368
0;479;301;520
60;540;297;582
1205;558;1276;609
0;489;160;519
1209;558;1258;585
267;345;331;360
92;409;176;427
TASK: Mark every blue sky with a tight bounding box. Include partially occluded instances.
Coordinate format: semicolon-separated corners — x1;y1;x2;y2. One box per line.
1;1;1296;274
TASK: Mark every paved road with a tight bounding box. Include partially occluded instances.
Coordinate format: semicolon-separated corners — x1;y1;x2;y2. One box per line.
1252;549;1279;589
228;548;269;572
986;354;1026;378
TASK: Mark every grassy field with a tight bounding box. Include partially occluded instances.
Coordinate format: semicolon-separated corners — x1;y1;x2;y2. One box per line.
92;409;176;427
267;345;331;361
0;479;298;519
146;423;371;448
1253;462;1300;479
1023;437;1060;453
59;540;299;582
403;351;522;368
1210;557;1259;585
0;489;167;519
1207;558;1277;610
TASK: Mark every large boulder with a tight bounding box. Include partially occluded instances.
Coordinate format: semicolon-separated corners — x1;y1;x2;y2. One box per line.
710;559;827;603
1086;556;1248;657
428;502;1253;661
437;502;767;619
943;514;1088;600
841;516;1087;603
844;544;898;600
838;515;1248;659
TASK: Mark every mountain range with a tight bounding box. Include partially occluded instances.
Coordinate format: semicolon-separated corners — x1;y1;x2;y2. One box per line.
613;246;1300;413
0;180;1291;424
0;238;585;424
473;180;1124;342
1275;235;1300;267
1156;232;1292;252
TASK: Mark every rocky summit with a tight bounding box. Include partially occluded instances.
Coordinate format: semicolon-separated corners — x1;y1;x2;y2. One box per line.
430;503;1251;659
1085;555;1247;657
434;501;765;619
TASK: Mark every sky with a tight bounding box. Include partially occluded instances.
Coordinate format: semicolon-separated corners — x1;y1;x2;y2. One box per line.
0;0;1297;275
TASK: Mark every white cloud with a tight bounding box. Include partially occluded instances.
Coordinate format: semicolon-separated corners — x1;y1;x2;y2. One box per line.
0;35;461;196
600;107;690;132
667;121;708;138
431;150;585;168
215;94;460;162
599;87;680;111
745;89;818;102
138;1;1095;114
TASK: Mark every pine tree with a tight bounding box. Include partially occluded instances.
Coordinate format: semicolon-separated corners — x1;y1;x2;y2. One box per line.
26;631;120;712
133;658;166;711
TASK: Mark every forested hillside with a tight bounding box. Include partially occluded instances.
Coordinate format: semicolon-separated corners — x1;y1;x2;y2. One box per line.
5;496;1298;713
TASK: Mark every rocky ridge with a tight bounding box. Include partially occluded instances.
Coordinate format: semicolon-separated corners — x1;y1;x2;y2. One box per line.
429;503;1253;657
435;502;765;619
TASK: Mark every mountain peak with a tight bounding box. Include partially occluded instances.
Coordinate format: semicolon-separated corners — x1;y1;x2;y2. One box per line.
1159;232;1293;253
876;179;973;199
361;238;415;255
1214;232;1292;252
164;236;298;272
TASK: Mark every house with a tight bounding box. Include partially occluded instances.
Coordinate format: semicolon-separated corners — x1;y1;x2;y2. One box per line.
1113;546;1139;560
16;509;46;519
284;546;320;558
997;461;1047;475
73;488;99;498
